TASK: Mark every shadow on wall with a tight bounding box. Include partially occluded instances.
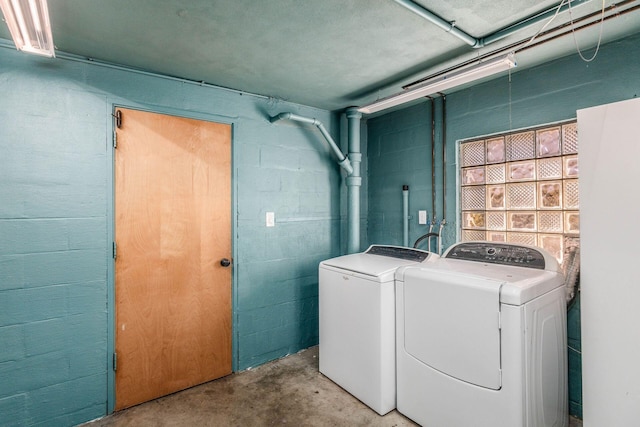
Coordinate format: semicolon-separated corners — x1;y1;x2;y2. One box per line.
567;293;582;418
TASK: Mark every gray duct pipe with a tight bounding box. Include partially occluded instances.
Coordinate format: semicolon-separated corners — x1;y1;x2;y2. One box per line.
270;110;361;254
346;108;362;254
392;0;591;48
270;112;354;175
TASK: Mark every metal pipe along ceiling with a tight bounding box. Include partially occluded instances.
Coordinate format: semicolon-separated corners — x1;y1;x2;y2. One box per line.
391;0;478;46
392;0;592;48
403;0;635;90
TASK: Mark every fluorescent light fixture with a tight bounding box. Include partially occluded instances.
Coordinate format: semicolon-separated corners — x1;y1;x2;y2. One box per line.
358;54;516;114
0;0;55;57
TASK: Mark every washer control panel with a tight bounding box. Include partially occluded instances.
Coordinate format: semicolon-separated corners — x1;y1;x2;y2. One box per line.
366;245;431;262
445;242;545;269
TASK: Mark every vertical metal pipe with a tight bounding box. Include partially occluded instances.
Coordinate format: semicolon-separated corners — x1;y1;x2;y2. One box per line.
440;95;447;252
427;221;434;252
442;95;447;222
403;185;409;247
346;108;362;254
430;98;436;222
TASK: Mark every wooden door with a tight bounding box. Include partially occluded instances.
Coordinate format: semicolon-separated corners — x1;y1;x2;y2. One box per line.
114;108;232;410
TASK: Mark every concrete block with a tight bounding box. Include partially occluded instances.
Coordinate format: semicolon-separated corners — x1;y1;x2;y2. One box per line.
24;318;66;357
0;393;28;427
0;286;67;326
260;145;299;170
68;218;107;250
0;325;25;362
0;351;70;398
68;347;107;380
22;250;105;288
26;373;106;425
235;143;261;167
0;219;69;256
31;403;106;427
24;183;107;219
66;281;108;316
0;255;25;291
238;166;281;192
298;147;334;172
2;115;106;155
65;312;108;348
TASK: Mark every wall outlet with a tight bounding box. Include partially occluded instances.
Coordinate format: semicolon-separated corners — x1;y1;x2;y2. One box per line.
266;211;275;227
419;210;428;225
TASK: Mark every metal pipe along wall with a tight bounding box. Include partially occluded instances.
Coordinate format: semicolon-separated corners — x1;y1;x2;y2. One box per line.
403;185;409;247
346;108;362;254
270;112;354;175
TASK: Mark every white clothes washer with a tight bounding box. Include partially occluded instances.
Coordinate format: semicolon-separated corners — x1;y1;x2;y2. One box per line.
319;245;437;415
396;241;567;427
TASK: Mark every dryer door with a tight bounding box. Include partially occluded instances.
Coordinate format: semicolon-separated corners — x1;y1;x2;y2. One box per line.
402;268;502;389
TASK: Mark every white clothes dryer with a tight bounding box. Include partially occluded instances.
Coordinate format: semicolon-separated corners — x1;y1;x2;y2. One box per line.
396;241;567;427
319;245;437;415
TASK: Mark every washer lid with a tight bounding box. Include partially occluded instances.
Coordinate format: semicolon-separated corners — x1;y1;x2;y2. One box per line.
320;246;434;281
402;267;502;390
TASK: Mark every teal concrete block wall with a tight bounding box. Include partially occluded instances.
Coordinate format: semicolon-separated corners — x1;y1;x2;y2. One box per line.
0;45;342;426
0;52;109;426
235;117;343;368
366;32;640;419
367;101;444;249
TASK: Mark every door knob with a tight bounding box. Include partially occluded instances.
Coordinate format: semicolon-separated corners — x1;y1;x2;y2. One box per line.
220;258;232;267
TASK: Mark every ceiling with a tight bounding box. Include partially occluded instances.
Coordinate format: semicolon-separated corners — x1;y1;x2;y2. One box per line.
1;0;640;111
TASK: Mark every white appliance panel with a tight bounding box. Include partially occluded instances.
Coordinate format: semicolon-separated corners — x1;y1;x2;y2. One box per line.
396;281;527;427
318;267;395;414
435;258;563;305
578;97;640;426
319;245;437;416
524;289;567;427
396;241;567;427
403;268;502;389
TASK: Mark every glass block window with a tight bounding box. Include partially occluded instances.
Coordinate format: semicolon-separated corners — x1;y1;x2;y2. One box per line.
459;121;579;263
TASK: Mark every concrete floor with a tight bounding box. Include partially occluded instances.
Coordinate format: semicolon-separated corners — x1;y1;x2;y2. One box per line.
83;346;583;427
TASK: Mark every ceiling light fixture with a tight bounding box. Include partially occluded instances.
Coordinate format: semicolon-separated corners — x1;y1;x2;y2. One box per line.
0;0;55;57
358;53;516;114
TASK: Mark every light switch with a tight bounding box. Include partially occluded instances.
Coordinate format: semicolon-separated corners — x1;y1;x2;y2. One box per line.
419;210;428;225
266;212;275;227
